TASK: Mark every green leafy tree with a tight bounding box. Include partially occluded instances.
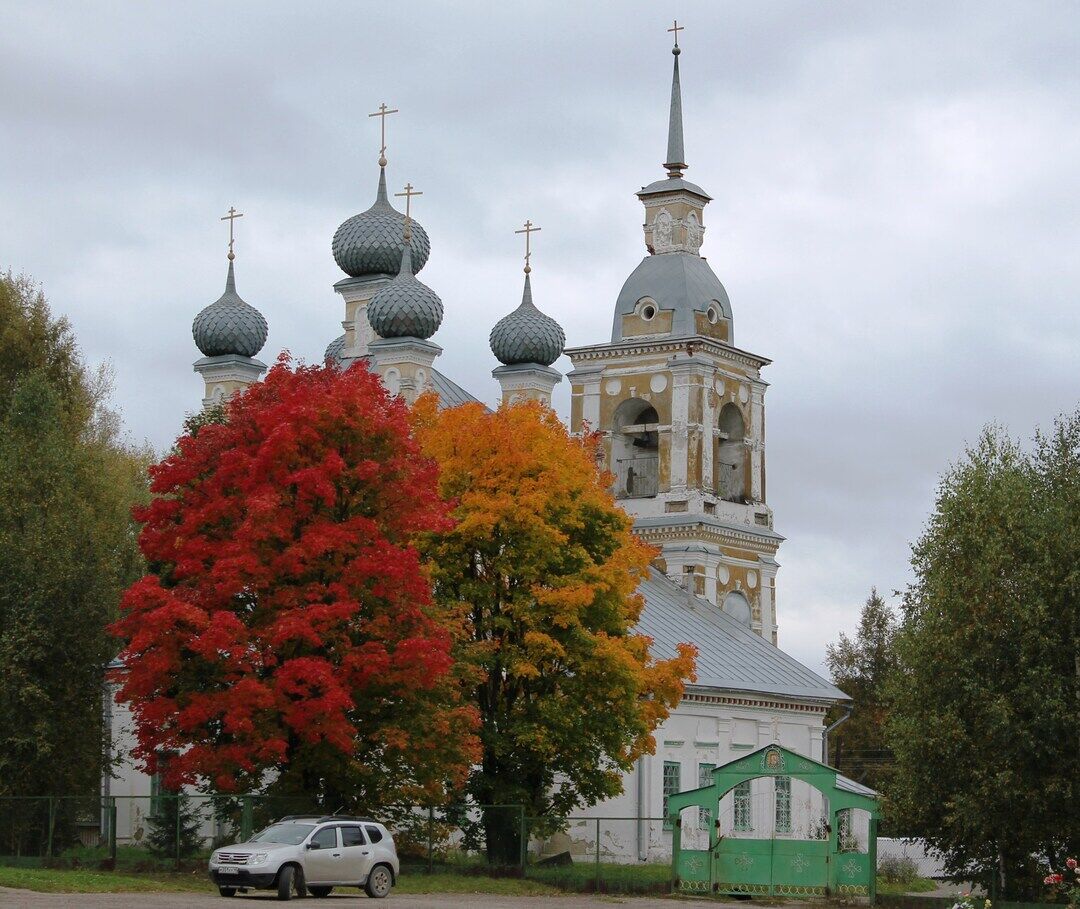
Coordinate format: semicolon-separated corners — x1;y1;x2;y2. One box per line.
0;273;149;815
887;418;1080;899
825;588;897;793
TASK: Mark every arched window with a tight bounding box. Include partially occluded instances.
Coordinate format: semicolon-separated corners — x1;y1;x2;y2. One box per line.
722;591;752;626
716;403;748;503
612;398;659;499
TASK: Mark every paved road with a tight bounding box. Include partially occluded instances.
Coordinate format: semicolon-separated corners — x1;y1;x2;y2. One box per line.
0;890;722;908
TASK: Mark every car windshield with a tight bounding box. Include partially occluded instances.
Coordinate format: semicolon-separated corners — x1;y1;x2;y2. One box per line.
248;822;315;845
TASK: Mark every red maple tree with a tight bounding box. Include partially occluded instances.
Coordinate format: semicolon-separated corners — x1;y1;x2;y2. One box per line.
111;357;478;804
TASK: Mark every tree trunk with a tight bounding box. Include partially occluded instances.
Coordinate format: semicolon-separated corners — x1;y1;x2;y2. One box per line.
482;805;521;868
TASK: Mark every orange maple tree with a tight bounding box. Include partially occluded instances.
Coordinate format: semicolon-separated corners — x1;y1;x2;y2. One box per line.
415;398;696;857
111;358;478;805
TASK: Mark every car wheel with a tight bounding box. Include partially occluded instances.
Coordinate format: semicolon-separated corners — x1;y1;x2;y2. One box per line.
365;864;393;899
218;887;237;897
309;886;333;897
277;864;295;901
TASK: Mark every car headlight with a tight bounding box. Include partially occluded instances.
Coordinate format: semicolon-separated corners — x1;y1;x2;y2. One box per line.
210;852;220;863
252;853;268;864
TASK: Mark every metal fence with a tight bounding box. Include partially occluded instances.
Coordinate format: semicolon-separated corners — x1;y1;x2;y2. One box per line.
0;797;674;893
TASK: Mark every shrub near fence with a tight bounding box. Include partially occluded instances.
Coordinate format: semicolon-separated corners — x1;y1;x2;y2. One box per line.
0;797;674;894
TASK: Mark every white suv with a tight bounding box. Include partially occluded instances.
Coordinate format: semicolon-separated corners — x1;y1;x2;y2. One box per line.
208;815;399;900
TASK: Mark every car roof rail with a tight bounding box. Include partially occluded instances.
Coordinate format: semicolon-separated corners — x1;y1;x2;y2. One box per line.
274;813;379;824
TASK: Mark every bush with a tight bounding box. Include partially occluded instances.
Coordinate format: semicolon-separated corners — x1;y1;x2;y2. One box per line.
878;854;920;885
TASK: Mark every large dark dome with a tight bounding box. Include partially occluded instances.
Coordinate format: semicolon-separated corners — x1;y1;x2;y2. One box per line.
332;168;431;278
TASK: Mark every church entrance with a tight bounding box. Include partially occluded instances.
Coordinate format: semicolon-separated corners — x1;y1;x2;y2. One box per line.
667;745;879;899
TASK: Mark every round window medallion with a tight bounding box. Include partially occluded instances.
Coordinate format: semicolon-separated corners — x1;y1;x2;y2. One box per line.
717;566;730;584
604;378;622;396
739;386;750;404
649;374;668;393
707;306;719;324
641;304;656;321
714;378;725;394
746;570;758;589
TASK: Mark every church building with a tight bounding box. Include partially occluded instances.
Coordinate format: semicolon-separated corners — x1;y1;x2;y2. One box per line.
111;26;847;858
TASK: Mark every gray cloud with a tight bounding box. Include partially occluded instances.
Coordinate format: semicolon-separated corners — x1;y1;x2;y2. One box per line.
3;0;1078;675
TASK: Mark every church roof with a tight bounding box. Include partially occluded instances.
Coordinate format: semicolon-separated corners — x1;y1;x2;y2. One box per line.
635;568;847;703
489;273;565;367
192;260;268;358
428;367;482;409
611;252;733;343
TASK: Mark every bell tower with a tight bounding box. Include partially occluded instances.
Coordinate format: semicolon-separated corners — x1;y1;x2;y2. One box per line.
566;25;781;643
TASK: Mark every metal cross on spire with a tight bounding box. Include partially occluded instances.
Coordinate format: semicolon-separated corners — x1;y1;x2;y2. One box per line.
395;183;422;240
668;19;683;48
515;220;541;274
220;206;243;260
368;101;399;167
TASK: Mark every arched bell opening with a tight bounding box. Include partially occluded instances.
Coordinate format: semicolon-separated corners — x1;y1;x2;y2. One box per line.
612;397;660;499
716;403;749;503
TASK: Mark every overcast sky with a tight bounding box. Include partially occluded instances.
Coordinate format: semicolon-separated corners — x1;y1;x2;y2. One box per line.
3;1;1078;676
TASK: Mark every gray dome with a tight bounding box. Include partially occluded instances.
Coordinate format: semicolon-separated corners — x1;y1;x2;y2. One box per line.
489;274;565;366
324;333;346;366
367;242;443;339
332;168;431;278
611;252;732;343
192;261;268;358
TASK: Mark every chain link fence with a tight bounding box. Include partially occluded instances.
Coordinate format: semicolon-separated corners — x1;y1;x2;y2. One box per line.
0;797;675;892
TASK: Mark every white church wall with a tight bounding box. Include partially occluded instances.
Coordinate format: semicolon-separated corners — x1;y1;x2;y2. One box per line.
533;695;828;864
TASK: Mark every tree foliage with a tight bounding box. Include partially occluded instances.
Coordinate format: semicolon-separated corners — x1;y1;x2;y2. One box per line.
111;359;479;807
825;588;897;793
414;399;695;856
0;272;148;800
886;417;1080;899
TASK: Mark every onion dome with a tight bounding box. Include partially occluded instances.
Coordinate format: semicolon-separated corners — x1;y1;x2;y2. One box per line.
324;333;346;366
366;241;443;339
489;274;565;367
192;260;268;358
332;168;431;278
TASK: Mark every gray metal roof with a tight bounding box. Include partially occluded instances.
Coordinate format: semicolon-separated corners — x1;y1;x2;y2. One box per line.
665;45;686;173
324;333;346;365
367;243;444;340
836;773;879;797
635;568;848;702
332;166;431;278
638;175;712;200
192;260;268;358
428;368;482;409
489;273;565;367
611;252;732;343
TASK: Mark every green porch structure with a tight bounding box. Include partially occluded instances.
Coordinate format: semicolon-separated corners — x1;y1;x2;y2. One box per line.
667;743;879;899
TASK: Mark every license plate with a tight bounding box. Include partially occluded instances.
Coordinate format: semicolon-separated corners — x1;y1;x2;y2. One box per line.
219;867;239;874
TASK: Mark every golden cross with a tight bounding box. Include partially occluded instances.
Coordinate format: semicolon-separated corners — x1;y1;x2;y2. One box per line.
220;206;243;260
515;219;541;273
368;102;399;165
668;19;683;47
394;183;422;220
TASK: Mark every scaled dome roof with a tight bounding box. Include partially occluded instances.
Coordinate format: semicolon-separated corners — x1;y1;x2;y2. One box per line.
366;241;443;340
192;261;268;358
489;274;565;367
332;168;431;278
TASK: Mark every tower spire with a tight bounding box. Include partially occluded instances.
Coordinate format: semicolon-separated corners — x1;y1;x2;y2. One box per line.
664;20;687;178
